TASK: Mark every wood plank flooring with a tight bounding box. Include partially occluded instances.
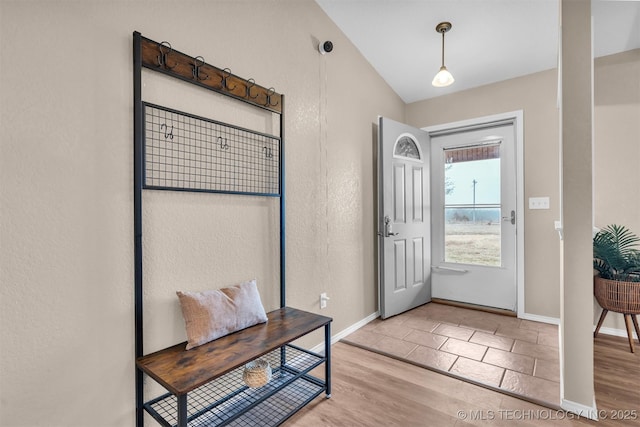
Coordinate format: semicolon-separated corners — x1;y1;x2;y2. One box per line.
287;336;639;426
593;334;640;423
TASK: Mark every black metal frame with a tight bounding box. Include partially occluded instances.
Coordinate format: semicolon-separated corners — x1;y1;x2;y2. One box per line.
134;31;291;426
143;342;329;427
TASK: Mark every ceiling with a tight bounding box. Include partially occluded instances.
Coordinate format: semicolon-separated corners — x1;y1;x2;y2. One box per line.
315;0;640;103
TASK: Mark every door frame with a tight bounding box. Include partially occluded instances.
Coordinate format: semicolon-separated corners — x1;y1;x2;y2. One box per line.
422;110;525;316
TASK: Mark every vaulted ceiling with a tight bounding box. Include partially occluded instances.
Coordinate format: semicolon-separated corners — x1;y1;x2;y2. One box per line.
315;0;640;103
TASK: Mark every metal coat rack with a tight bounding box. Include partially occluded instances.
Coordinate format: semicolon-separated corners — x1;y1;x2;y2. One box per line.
133;31;286;426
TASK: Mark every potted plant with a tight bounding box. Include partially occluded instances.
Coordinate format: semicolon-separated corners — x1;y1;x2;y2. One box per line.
593;224;640;352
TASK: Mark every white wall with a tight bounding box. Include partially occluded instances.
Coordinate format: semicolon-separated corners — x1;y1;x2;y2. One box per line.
0;1;404;425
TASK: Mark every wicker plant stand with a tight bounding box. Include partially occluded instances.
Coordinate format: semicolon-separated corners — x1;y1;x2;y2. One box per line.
594;276;640;353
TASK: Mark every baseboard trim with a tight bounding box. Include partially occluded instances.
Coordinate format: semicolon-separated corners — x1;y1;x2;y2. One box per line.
561;398;599;420
597;325;638;340
310;311;379;354
519;312;560;325
519;313;637;339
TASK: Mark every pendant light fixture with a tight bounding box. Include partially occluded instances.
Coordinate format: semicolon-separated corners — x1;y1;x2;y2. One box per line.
432;21;455;87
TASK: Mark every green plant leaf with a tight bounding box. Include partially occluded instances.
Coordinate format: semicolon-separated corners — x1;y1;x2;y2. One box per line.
593;224;640;282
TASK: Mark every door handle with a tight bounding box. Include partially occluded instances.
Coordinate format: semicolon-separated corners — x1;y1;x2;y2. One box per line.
383;215;399;237
502;210;515;225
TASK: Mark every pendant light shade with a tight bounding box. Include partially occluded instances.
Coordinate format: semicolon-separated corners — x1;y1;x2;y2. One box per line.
432;22;454;87
432;66;454;87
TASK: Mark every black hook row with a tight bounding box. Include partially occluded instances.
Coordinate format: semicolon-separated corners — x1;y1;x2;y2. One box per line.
158;125;275;161
155;41;279;108
156;115;276;161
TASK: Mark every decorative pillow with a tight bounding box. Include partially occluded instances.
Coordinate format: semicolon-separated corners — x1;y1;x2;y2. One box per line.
176;279;268;350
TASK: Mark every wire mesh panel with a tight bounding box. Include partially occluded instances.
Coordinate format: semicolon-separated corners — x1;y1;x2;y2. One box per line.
144;102;281;196
144;345;325;427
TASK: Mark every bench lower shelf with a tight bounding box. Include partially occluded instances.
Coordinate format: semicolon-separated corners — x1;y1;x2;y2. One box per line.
144;345;327;427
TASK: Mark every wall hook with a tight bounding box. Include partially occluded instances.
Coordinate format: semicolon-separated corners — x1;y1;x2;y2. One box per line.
246;78;259;99
157;41;176;69
221;68;236;91
192;56;209;81
160;123;174;139
218;136;229;150
265;87;279;107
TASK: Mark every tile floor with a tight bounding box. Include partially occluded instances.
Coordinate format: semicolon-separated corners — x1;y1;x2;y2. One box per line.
342;302;560;406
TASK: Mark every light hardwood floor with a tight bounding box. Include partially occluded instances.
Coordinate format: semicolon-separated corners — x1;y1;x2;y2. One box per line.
287;335;639;427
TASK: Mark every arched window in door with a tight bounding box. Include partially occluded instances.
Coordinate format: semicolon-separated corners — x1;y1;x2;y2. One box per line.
393;134;423;161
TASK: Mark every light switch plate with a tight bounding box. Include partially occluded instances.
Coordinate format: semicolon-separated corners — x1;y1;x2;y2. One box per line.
529;197;550;209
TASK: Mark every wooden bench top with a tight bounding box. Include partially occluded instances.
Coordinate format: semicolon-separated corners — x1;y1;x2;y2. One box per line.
136;307;332;395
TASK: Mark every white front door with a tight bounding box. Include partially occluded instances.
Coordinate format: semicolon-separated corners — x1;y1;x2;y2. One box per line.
429;120;517;311
378;117;431;319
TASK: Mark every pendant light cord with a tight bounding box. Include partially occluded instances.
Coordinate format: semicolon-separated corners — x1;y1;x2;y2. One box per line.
441;31;445;68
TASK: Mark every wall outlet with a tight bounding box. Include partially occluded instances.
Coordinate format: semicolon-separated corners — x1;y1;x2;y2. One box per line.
529;197;550;210
320;292;330;309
